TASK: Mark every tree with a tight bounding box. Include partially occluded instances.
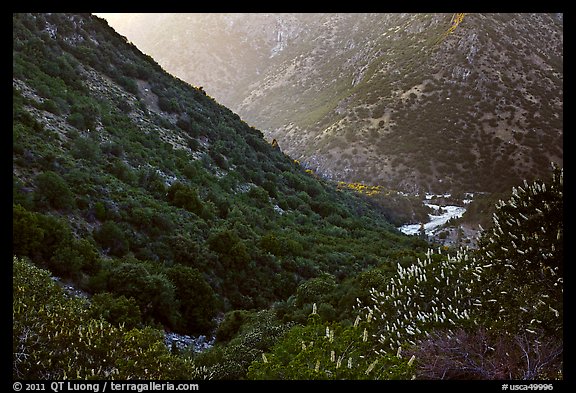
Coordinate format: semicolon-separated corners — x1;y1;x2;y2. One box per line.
166;265;218;335
107;261;180;328
208;229;250;269
33;171;75;211
167;182;205;216
12;204;44;258
93;221;129;257
13;257;212;380
89;292;142;329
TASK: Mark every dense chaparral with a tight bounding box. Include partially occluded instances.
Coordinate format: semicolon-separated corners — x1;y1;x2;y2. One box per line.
12;12;563;381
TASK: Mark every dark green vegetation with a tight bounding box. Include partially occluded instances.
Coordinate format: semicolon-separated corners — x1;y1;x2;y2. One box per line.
102;13;563;194
12;13;562;381
248;166;563;379
13;257;212;379
13;12;428;379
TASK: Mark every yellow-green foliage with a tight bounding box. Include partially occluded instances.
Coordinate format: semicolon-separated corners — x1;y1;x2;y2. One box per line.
13;257;212;380
247;313;415;380
337;181;388;197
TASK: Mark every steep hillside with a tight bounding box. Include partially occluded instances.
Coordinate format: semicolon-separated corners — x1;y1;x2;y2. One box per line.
13;12;428;337
101;13;563;194
13;13;563;381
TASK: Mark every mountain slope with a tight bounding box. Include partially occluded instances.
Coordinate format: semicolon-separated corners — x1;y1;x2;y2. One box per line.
13;13;428;337
100;13;563;194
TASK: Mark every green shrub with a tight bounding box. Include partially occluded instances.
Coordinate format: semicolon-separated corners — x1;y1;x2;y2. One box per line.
93;221;129;257
247;314;415;380
167;182;205;216
12;204;45;258
107;261;179;328
89;292;142;329
48;238;98;279
166;265;219;335
71;136;101;162
215;310;251;344
33;171;75;211
208;229;250;269
13;256;211;380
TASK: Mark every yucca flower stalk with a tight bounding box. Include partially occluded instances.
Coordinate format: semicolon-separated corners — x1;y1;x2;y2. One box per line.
362;246;479;354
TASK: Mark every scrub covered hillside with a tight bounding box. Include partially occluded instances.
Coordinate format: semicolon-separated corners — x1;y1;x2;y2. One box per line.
101;13;563;194
13;12;428;378
12;13;562;382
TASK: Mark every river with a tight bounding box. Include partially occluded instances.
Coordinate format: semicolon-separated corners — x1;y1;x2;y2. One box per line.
398;198;468;236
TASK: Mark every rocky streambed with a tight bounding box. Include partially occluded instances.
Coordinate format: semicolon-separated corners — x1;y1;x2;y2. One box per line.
164;332;215;353
398;193;481;248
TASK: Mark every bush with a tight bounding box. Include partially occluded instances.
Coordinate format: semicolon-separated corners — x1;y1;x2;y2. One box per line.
89;292;142;329
40;98;60;114
12;204;45;258
67;112;87;129
216;310;250;344
48;238;98;279
35;213;74;262
118;76;138;95
195;310;289;380
138;168;167;198
247;186;269;207
71;135;101;162
409;328;563;380
33;171;75;211
166;265;219;335
107;158;137;185
93;221;129;257
158;96;180;113
471;166;563;338
295;274;337;307
167;182;205;217
13;257;211;380
247;314;415;380
208;229;250;269
107;261;180;328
